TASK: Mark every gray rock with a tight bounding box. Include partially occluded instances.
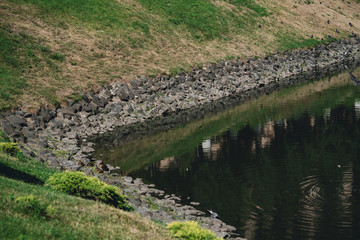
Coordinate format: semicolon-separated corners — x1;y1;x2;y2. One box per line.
82;146;95;154
118;90;129;101
92;96;108;108
24;112;33;118
2;120;15;135
38;109;55;123
66;131;78;139
60;108;76;116
84;167;94;176
82;102;99;113
5;115;27;128
35;116;45;128
123;176;133;183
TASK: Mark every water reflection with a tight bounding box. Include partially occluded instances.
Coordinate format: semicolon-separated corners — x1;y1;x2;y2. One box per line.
134;105;360;240
95;67;360;240
355;100;360;119
132;100;360;238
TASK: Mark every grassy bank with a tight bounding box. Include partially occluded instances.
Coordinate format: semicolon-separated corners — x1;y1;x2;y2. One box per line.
0;138;172;239
0;134;223;239
0;0;359;111
0;176;172;239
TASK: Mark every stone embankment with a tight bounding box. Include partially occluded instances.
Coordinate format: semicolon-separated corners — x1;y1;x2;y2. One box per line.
2;37;360;239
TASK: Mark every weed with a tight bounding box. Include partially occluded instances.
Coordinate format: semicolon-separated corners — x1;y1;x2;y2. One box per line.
0;130;10;143
53;149;69;157
276;32;337;51
146;197;160;210
50;53;65;61
0;142;21;156
132;21;150;35
67;92;84;103
225;55;236;60
226;0;269;17
138;0;229;40
15;195;55;219
169;66;185;76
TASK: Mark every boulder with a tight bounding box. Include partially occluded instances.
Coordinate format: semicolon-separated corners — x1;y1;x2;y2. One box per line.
2;120;15;135
60;108;76;116
81;146;95;154
92;96;108;108
82;102;99;113
5;115;27;128
38;109;55;123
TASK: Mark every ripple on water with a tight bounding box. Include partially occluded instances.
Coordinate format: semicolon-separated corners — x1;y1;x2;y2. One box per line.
295;164;354;237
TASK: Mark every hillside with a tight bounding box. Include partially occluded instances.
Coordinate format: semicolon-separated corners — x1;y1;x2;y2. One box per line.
0;0;359;111
0;153;172;240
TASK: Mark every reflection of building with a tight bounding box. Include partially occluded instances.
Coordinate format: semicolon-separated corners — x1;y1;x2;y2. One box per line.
355;100;360;119
261;121;275;149
202;139;211;159
310;116;316;128
201;138;223;161
251;120;276;153
158;156;177;172
324;108;331;122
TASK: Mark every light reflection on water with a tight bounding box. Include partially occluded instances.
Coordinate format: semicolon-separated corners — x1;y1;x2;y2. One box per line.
137;106;360;240
96;67;360;240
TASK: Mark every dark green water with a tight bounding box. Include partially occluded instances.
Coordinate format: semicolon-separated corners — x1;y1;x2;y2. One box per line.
95;68;360;240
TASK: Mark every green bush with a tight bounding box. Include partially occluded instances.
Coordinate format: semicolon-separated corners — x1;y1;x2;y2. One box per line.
46;171;133;211
0;142;21;156
15;194;55;219
167;221;222;240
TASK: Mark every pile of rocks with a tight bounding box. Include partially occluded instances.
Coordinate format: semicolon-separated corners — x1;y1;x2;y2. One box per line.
98;174;242;239
2;37;360;239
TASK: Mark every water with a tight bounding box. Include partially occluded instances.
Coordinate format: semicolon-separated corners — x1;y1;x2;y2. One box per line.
95;67;360;240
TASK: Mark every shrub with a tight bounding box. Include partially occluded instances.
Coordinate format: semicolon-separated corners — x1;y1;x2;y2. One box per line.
0;142;21;156
46;171;133;211
167;221;222;240
15;194;55;219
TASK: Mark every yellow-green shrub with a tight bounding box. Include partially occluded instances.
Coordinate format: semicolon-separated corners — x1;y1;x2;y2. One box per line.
46;171;133;211
167;221;222;240
0;142;21;156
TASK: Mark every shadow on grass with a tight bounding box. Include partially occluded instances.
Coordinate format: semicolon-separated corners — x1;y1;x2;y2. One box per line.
0;162;44;185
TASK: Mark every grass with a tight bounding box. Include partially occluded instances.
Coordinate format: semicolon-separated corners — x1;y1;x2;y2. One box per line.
1;0;359;110
0;137;172;239
138;0;269;40
138;0;229;40
0;130;10;143
0;152;57;184
8;0;132;30
0;25;66;109
276;33;338;51
0;176;171;240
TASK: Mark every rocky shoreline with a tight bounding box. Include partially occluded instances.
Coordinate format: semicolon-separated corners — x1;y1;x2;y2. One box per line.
2;37;360;239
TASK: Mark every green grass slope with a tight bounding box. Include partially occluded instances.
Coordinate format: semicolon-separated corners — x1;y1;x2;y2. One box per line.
0;0;359;110
0;137;171;239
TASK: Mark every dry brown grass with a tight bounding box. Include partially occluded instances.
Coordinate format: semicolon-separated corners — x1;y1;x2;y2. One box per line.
1;0;359;110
